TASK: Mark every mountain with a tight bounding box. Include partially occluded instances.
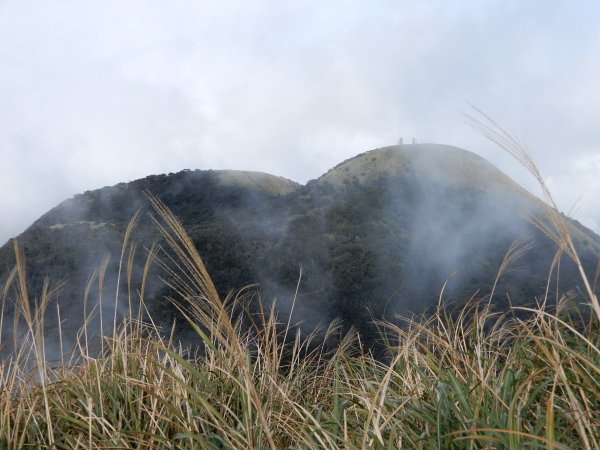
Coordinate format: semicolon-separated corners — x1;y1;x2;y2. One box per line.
1;144;599;352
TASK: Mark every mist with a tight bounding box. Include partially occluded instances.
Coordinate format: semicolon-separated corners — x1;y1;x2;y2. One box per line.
1;144;599;361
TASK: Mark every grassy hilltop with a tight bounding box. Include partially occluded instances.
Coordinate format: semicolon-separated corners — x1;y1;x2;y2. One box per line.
0;132;599;448
1;143;599;349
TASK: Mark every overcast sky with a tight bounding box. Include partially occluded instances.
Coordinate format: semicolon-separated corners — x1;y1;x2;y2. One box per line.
1;0;599;244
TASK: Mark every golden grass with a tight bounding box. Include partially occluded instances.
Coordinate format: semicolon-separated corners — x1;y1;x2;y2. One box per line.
0;128;598;448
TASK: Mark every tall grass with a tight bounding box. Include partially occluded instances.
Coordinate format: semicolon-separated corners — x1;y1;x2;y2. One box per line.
0;133;599;448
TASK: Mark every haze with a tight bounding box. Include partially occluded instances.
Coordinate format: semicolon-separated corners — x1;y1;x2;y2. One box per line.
1;0;599;245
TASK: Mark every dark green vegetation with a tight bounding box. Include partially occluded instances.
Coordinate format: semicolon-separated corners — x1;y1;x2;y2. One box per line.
1;144;599;352
0;194;598;448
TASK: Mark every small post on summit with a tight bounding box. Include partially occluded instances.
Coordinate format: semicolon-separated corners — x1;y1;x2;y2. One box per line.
398;137;403;145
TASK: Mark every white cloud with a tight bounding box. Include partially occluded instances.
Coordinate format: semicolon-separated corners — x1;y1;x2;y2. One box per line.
1;0;599;244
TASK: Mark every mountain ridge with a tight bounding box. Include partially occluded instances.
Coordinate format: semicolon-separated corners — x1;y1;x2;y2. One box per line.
1;143;599;351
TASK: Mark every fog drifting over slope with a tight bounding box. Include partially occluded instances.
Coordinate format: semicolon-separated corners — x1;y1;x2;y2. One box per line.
1;1;600;243
1;144;599;359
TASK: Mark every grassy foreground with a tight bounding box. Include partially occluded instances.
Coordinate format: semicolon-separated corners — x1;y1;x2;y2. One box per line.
1;126;600;449
0;197;599;449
